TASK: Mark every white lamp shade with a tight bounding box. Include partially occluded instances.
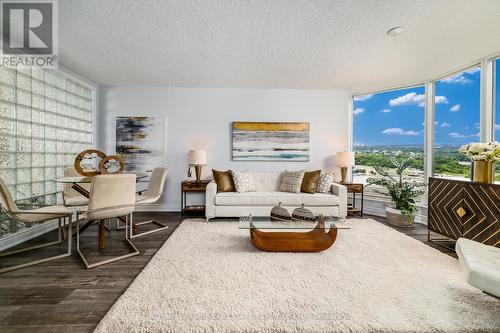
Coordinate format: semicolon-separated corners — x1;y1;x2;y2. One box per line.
336;151;355;167
188;150;207;165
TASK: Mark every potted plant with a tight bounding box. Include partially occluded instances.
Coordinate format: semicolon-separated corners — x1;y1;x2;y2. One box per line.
367;157;425;227
459;142;500;184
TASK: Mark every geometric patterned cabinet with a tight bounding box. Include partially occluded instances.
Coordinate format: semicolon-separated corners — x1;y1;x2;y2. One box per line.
428;177;500;248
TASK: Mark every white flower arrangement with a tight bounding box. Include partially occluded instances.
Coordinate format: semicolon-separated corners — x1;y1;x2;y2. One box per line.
459;142;500;161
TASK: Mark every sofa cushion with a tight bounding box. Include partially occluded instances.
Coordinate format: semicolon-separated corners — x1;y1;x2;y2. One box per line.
252;172;282;191
215;191;339;206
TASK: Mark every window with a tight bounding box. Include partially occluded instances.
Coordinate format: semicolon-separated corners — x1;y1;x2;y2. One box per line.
495;58;500;182
433;66;481;181
353;86;425;192
0;65;94;239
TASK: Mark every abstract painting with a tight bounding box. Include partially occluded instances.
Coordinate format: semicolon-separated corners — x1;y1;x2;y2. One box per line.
115;117;165;172
232;122;310;161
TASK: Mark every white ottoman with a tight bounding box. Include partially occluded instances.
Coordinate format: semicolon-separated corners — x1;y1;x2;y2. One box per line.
456;238;500;298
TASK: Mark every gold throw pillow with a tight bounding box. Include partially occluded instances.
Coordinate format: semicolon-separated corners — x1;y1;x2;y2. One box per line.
301;170;321;193
212;169;235;192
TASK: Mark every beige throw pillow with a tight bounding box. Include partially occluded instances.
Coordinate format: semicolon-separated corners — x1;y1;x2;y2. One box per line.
231;170;257;193
280;170;306;193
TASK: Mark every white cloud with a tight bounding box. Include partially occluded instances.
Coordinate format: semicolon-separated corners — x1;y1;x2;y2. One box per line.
389;92;448;107
353;94;373;101
449;104;461;112
464;67;480;75
495;124;500;130
382;128;421;136
440;122;452;128
381;109;391;113
389;92;424;106
441;74;472;85
353;108;364;115
434;96;449;104
441;68;479;85
448;132;466;138
471;132;480;137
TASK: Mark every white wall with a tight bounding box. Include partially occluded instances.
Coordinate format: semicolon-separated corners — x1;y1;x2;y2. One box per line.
98;87;350;211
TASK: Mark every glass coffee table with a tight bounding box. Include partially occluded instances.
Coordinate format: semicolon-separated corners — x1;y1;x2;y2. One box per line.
239;215;349;252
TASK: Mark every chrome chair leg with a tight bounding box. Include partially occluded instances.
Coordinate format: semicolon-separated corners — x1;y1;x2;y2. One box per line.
77;213;139;269
0;216;72;274
116;214;169;239
61;216;66;241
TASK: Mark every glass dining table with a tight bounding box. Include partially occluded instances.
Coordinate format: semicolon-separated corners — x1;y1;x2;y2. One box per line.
56;173;149;197
55;172;149;250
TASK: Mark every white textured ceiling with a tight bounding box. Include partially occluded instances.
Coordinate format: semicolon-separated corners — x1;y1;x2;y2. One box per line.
59;0;500;92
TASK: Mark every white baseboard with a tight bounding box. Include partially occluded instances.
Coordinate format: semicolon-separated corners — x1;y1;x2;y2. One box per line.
362;196;427;225
135;204;180;212
0;220;59;252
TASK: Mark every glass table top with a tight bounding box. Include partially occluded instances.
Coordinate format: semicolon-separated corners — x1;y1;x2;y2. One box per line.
55;172;148;183
239;215;350;230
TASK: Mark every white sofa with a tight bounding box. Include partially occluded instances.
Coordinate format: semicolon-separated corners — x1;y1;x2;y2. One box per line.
205;171;347;221
456;238;500;298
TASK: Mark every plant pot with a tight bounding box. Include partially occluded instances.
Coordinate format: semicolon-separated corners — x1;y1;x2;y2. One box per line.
385;206;414;228
472;160;494;184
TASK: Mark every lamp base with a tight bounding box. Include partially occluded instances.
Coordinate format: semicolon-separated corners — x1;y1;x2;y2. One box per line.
340;166;348;183
194;165;203;182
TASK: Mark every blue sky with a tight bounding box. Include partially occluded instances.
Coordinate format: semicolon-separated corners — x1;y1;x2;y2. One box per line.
353;66;484;146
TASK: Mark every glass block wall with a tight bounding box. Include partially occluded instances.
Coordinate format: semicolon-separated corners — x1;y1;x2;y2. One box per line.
0;64;94;239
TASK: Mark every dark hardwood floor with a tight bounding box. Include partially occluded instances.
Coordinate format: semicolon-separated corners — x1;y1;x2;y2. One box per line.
0;213;456;333
0;212;184;333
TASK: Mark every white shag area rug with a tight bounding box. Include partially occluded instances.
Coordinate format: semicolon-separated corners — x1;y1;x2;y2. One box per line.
95;219;500;333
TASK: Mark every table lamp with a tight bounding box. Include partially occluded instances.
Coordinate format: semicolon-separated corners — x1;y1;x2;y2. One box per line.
336;151;355;183
188;150;207;182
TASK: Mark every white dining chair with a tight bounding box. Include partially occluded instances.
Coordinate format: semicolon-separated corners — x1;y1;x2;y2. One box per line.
63;167;90;207
120;167;168;238
62;167;91;236
76;173;139;269
0;178;73;274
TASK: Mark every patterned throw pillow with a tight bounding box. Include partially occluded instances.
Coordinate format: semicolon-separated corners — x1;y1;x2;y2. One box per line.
280;170;306;193
231;170;257;193
316;172;335;193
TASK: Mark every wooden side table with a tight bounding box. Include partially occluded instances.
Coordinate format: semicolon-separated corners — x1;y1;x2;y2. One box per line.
181;180;211;216
337;182;364;217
